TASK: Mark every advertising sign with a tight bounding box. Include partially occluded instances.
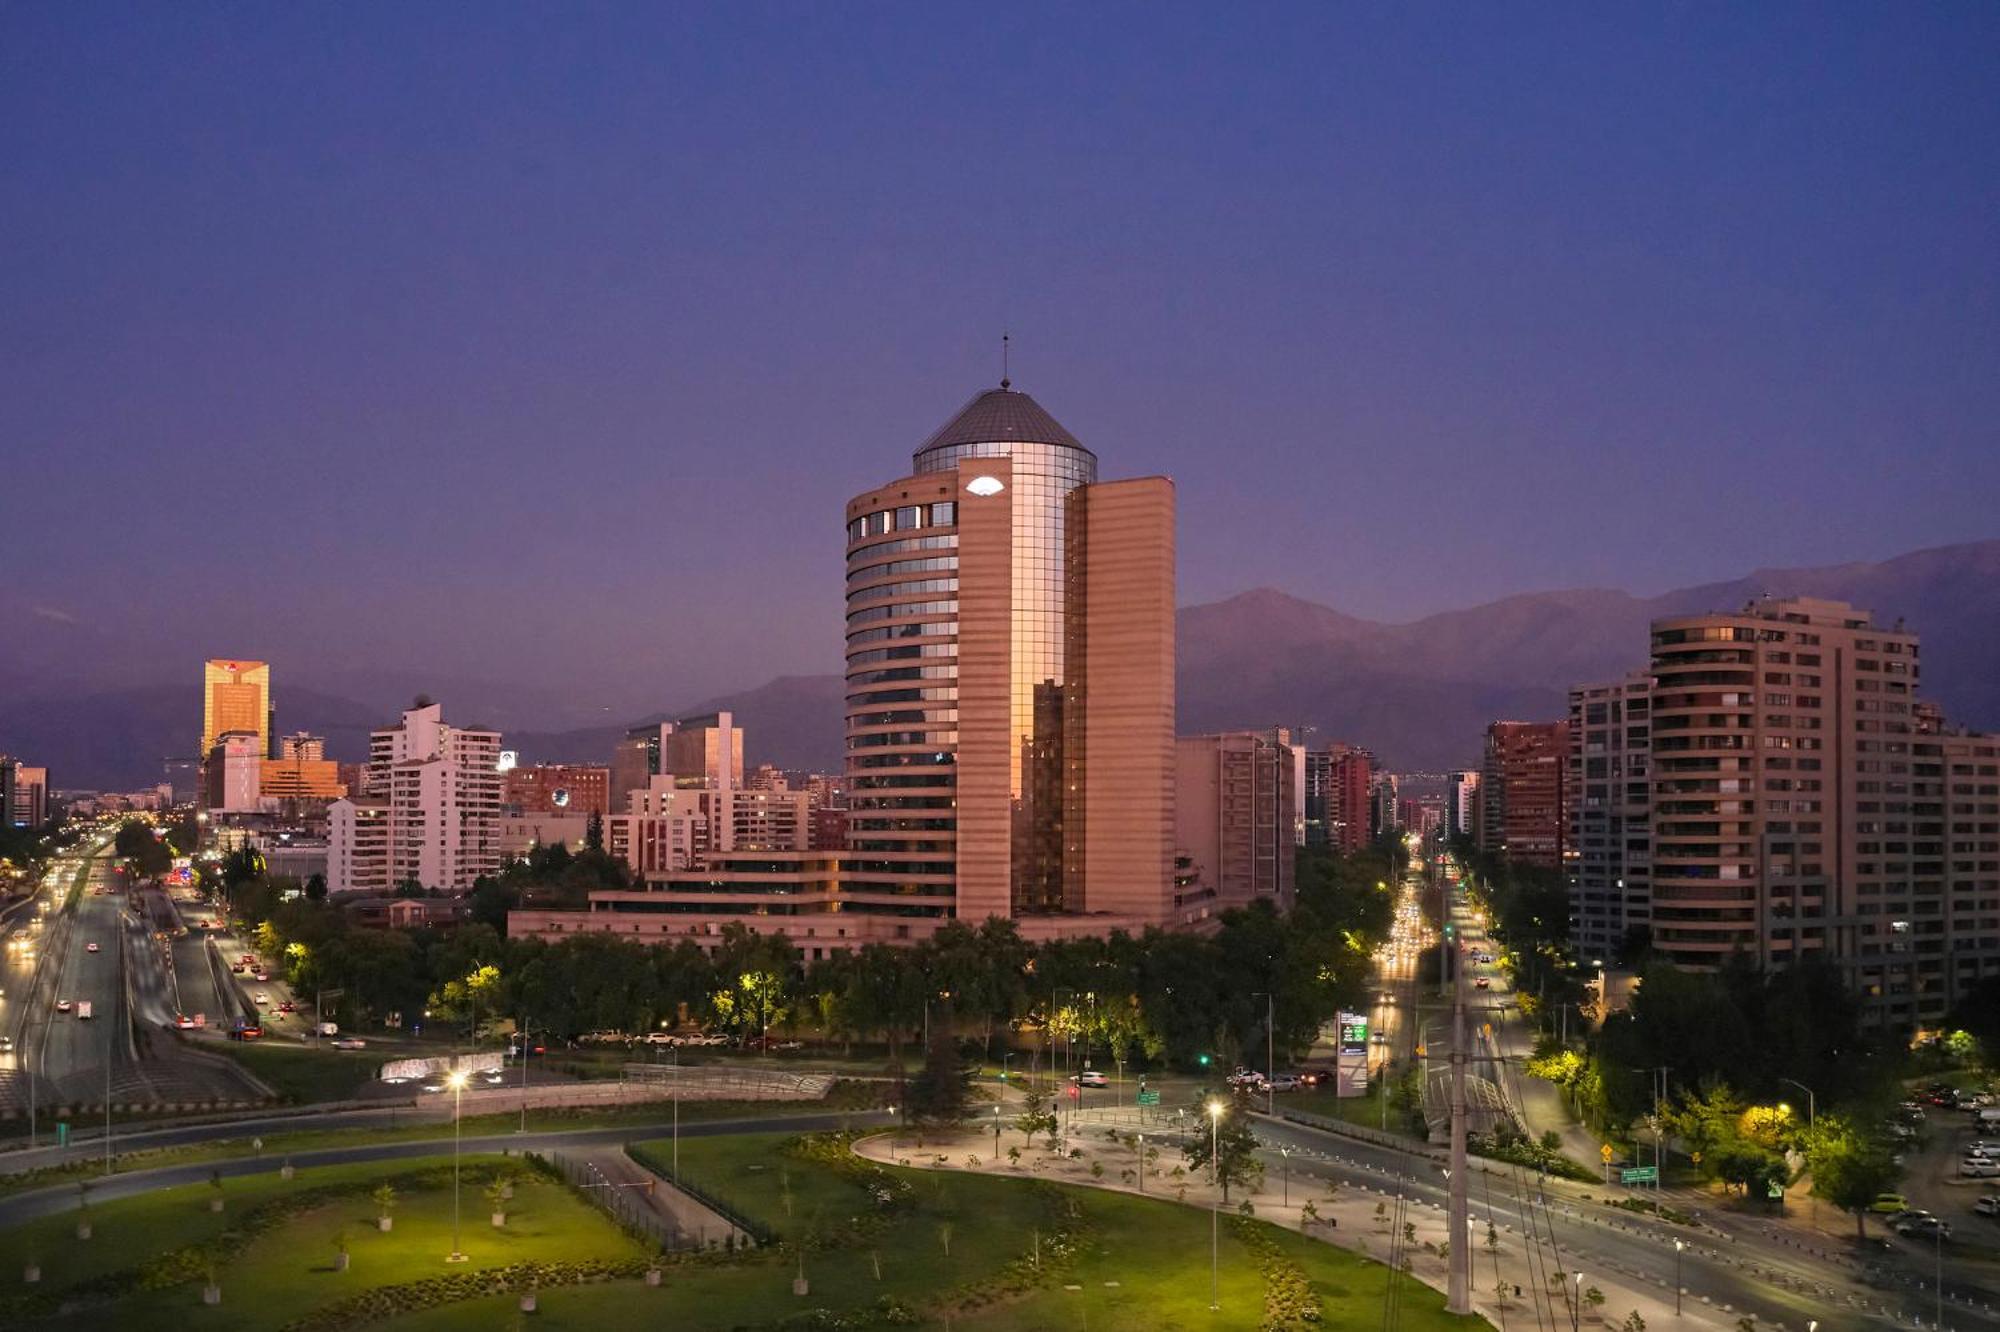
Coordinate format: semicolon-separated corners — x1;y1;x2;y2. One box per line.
1337;1012;1369;1055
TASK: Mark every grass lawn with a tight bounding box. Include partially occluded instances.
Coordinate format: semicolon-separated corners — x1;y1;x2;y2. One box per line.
2;1153;643;1330
1285;1082;1427;1138
211;1040;383;1103
367;1132;1484;1331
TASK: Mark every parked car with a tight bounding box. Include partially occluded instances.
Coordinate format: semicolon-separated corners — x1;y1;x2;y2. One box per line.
1870;1193;1911;1214
1960;1158;1999;1179
642;1031;678;1046
1070;1070;1110;1088
1973;1197;2000;1218
1897;1217;1951;1240
1225;1067;1264;1090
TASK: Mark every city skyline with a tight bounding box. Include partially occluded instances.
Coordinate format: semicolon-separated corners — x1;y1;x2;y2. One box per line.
4;5;1996;716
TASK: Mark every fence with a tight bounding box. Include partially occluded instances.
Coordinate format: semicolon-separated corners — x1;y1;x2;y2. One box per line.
550;1149;762;1254
621;1062;833;1101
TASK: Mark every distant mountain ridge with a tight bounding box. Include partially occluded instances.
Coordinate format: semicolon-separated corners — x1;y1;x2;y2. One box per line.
4;540;1996;787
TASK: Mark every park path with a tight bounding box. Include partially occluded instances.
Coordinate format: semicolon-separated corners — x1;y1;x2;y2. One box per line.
856;1126;1732;1332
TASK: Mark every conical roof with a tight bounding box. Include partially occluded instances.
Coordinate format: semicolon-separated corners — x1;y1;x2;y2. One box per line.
914;385;1091;459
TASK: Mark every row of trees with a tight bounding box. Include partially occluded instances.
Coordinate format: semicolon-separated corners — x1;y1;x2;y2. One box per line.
222;843;1398;1070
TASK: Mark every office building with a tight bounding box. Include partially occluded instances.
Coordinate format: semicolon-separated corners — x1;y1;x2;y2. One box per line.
1480;721;1568;867
0;758;50;828
329;701;502;893
278;732;325;761
202;660;271;757
204;731;264;813
514;379;1177;950
504;763;610;817
1446;770;1482;843
609;713;743;808
1568;673;1652;961
1648;596;1999;1026
1175;729;1298;914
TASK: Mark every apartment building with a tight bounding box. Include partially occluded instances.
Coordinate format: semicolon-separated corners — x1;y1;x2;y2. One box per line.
1568;673;1652;961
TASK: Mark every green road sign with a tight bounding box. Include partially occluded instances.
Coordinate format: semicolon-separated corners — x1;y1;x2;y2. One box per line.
57;1122;69;1147
1137;1090;1161;1106
1619;1166;1658;1184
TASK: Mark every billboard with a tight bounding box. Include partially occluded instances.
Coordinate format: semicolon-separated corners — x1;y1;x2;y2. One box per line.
1338;1012;1369;1055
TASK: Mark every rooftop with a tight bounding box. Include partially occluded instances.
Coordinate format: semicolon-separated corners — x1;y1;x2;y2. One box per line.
914;384;1091;460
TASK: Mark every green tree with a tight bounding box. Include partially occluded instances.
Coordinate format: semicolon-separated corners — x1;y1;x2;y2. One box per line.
1182;1095;1265;1202
1013;1080;1059;1148
1805;1114;1902;1241
904;1004;973;1143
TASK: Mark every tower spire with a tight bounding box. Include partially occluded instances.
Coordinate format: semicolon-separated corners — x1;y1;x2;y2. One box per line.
1001;331;1011;389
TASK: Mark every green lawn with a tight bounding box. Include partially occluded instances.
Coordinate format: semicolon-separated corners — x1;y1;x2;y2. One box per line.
210;1040;383;1103
2;1154;642;1329
368;1132;1484;1331
1284;1082;1427;1138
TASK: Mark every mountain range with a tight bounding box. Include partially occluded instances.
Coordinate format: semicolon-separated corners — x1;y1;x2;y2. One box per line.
4;540;1997;789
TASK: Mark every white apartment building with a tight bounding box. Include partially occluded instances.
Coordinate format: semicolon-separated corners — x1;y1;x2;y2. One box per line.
328;702;502;894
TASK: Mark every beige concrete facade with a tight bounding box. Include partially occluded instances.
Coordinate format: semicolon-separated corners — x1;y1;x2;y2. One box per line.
1648;596;1999;1026
1174;727;1295;916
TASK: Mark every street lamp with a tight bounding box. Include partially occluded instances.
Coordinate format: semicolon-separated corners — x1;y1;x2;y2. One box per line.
1207;1098;1225;1312
1777;1078;1816;1225
1673;1239;1684;1316
445;1070;469;1262
993;1104;1002;1160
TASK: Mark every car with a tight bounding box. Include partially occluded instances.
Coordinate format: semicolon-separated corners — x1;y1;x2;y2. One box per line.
85;942;100;954
174;1014;195;1030
277;1001;296;1014
1870;1193;1911;1214
1475;977;1491;989
643;1031;679;1046
331;1038;367;1050
0;1036;13;1053
231;964;247;974
1070;1070;1110;1088
1897;1217;1952;1240
481;1071;507;1085
239;955;254;966
253;993;270;1007
1960;1159;2000;1179
1973;1197;2000;1218
253;971;270;982
55;999;72;1013
421;1081;446;1093
228;1024;263;1040
1265;1073;1305;1092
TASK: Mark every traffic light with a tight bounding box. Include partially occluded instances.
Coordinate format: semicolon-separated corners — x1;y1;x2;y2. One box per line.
1197;1053;1212;1068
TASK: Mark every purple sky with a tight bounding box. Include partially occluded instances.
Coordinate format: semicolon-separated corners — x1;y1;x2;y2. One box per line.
4;3;1996;718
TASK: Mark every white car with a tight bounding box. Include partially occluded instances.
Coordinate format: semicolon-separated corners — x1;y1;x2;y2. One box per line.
253;993;270;1007
1070;1070;1109;1088
1962;1158;2000;1179
1973;1197;1999;1217
55;999;72;1013
85;942;100;954
331;1037;367;1050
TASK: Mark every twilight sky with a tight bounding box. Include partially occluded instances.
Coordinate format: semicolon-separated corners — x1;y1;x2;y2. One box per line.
3;3;1996;720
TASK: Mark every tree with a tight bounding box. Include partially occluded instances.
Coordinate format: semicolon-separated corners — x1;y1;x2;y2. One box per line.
1805;1114;1902;1241
304;873;328;903
585;810;604;852
1710;1140;1785;1200
1013;1081;1058;1149
904;1004;973;1142
1182;1096;1264;1202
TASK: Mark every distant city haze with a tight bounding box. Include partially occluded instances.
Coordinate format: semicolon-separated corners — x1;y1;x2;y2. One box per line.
2;7;1995;749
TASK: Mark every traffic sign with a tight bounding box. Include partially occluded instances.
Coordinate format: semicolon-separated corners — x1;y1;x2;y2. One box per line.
1600;1143;1615;1163
1137;1090;1161;1106
1620;1166;1658;1185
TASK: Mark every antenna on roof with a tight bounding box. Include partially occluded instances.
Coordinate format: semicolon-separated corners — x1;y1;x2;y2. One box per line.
1000;331;1011;390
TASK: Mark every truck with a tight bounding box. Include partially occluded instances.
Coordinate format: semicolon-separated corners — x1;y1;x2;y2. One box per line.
77;1000;93;1020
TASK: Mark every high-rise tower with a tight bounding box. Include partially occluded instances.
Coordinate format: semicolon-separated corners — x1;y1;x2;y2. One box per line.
202;659;271;757
843;383;1175;930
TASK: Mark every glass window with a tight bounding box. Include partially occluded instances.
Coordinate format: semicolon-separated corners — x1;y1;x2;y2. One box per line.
930;501;956;526
895;506;923;531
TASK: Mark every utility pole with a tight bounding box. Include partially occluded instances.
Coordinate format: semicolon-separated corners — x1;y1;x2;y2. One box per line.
1446;872;1471;1316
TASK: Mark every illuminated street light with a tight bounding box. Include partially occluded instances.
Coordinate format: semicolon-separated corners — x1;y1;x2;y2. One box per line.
446;1070;469;1263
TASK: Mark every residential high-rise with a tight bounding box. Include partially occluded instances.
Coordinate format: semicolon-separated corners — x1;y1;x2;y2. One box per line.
202;660;271;757
331;701;502;893
1479;721;1568;867
1568;674;1652;961
1175;729;1298;915
1648;597;1999;1025
1304;743;1374;854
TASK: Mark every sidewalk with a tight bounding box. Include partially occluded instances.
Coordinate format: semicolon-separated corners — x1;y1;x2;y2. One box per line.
857;1125;1727;1332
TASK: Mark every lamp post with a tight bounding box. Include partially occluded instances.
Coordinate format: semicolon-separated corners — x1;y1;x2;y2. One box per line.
1569;1271;1582;1332
1137;1133;1145;1194
1207;1098;1224;1312
1673;1238;1684;1316
993;1104;1001;1160
672;1045;680;1180
1777;1077;1816;1225
1280;1145;1290;1206
445;1070;469;1262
